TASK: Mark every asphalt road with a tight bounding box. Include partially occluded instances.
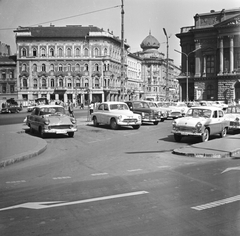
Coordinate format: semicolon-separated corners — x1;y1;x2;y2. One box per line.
1;119;240;235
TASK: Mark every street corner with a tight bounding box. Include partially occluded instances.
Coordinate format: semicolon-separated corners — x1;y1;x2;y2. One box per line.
172;146;230;159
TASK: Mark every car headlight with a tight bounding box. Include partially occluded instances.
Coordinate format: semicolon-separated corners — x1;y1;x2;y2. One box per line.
141;112;145;118
235;117;239;122
44;119;50;125
138;115;141;121
172;120;177;128
117;115;123;121
71;117;76;124
195;122;202;131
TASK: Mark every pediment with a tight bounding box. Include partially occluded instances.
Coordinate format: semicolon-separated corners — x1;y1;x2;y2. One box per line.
215;14;240;27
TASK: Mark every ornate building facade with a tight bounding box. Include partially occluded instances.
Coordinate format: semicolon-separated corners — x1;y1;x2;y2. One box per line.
176;8;240;103
14;25;129;105
134;32;180;101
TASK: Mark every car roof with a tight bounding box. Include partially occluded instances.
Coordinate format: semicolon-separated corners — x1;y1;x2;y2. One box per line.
36;105;64;108
101;101;127;104
188;106;223;110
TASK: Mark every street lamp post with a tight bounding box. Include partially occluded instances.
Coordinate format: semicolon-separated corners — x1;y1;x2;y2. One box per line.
174;47;201;103
163;28;169;101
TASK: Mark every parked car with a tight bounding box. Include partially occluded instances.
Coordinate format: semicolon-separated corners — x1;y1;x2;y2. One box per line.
172;106;229;142
143;100;168;121
125;100;162;125
168;102;189;117
91;101;142;130
154;101;172;119
1;105;21;114
224;105;240;132
212;101;228;110
26;105;77;138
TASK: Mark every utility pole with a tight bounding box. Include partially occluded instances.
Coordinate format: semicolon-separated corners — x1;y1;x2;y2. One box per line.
163;28;169;101
120;0;125;101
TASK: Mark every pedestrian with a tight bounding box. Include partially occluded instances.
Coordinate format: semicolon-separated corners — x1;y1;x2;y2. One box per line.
89;101;94;115
68;100;74;117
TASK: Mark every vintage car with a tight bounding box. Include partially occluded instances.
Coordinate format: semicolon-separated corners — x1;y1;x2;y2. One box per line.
168;102;189;118
125;100;162;125
1;105;22;114
91;101;141;130
224;105;240;132
172;106;229;142
143;100;168;121
26;105;77;138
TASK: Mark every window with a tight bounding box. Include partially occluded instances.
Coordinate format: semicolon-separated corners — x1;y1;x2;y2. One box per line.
1;71;6;79
95;63;99;71
76;79;80;88
206;84;214;100
2;85;6;93
41;48;46;57
67;64;71;72
58;64;63;71
22;48;27;57
32;64;37;72
9;70;14;78
51;79;55;88
84;48;89;57
33;48;37;57
50;64;54;71
75;64;80;71
10;85;14;93
84;79;89;87
94;48;99;57
67;78;72;88
49;48;54;56
58;48;63;57
84;64;88;71
42;64;46;71
75;48;80;57
22;64;27;71
67;48;72;57
33;79;38;88
59;78;63;87
42;78;47;88
23;78;28;88
95;78;100;88
104;48;107;56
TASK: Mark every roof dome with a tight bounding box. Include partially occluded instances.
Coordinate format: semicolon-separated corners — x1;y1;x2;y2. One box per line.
140;31;160;50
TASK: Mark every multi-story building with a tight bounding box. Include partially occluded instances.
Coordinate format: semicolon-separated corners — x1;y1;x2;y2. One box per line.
176;7;240;103
14;25;129;105
126;52;142;100
0;42;17;107
134;32;180;101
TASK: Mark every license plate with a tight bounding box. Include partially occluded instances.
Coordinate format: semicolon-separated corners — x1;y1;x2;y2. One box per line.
56;130;67;134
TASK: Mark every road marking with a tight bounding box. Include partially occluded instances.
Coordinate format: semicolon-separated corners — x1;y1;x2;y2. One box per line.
53;176;71;180
191;195;240;211
127;169;142;172
6;180;26;184
91;173;108;176
221;166;240;174
0;191;149;212
157;166;170;169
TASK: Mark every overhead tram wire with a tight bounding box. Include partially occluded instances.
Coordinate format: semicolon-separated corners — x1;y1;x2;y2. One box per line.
0;5;121;31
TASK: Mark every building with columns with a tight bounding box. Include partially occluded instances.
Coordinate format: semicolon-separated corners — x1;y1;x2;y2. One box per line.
14;25;129;105
176;7;240;103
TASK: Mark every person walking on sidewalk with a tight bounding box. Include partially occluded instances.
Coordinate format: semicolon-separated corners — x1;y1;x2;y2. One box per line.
89;101;94;115
68;100;74;117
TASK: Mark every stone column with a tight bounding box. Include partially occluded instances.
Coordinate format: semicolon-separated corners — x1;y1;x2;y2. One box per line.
203;55;206;76
230;36;234;73
219;37;224;74
195;42;201;77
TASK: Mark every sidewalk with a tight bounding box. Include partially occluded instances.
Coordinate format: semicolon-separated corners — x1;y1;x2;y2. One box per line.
1;118;240;168
0;117;91;168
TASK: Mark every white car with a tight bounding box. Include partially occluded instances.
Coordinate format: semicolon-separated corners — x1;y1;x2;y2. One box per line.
91;101;142;130
172;106;229;142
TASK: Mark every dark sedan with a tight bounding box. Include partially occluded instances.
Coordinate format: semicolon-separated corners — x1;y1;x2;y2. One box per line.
1;106;22;114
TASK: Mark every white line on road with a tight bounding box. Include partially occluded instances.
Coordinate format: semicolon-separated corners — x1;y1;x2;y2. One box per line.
157;166;170;169
91;173;108;176
6;180;26;184
191;195;240;211
127;169;142;172
53;176;71;180
0;191;149;211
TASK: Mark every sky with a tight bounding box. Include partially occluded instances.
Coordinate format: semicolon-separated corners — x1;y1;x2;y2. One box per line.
0;0;239;67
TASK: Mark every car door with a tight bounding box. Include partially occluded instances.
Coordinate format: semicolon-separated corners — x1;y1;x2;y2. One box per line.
210;110;222;134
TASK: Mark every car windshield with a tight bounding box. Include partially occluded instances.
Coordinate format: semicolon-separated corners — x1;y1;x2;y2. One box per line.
186;108;212;118
40;107;65;115
148;102;157;108
110;103;129;110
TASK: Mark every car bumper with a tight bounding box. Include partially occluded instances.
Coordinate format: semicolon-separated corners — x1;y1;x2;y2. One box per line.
171;130;202;136
118;121;141;126
43;127;78;134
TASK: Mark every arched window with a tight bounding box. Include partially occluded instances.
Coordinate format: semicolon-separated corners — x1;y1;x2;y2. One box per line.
84;78;89;87
50;64;54;71
76;78;80;88
49;48;54;57
84;64;88;71
23;78;28;88
22;48;27;57
75;63;80;71
67;78;72;88
95;78;100;88
22;64;27;71
51;79;55;88
58;48;63;57
84;48;89;57
95;63;99;71
33;79;38;88
67;64;71;72
104;48;107;56
42;78;47;88
59;78;63;87
41;48;46;57
67;47;72;57
75;48;80;57
32;64;37;72
32;48;37;57
94;48;99;57
42;64;46;71
107;64;110;71
58;64;63;71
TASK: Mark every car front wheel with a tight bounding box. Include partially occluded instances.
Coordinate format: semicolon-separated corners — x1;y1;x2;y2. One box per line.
68;132;74;137
132;125;140;129
110;118;119;130
220;127;227;138
201;128;209;142
153;121;159;125
93;116;99;127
